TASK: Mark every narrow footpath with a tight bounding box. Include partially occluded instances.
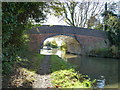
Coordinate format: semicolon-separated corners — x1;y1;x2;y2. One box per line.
33;55;53;88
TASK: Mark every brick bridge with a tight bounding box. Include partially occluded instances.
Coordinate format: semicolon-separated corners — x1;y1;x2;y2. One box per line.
28;25;109;54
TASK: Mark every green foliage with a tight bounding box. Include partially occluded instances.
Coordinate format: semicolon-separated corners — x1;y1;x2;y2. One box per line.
60;42;67;51
100;2;120;47
94;3;120;57
2;2;47;75
106;16;120;46
51;69;96;88
94;24;103;30
44;40;58;49
30;54;45;72
51;44;58;49
51;40;58;48
50;55;96;88
93;2;120;48
50;55;74;72
2;61;15;75
90;46;120;58
90;48;112;57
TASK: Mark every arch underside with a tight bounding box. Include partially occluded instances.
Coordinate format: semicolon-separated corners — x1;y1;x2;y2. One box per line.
42;35;82;54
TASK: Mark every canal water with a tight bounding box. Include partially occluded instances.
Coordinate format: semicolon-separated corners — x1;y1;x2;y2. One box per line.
66;54;119;88
40;48;119;88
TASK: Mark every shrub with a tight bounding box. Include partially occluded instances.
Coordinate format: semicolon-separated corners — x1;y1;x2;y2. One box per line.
50;55;96;88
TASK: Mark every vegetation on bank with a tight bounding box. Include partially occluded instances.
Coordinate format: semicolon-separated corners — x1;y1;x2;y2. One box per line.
3;54;45;88
50;55;96;88
27;54;45;72
89;47;120;59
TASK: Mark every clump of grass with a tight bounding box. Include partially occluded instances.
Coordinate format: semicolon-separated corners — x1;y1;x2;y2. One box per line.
50;55;96;88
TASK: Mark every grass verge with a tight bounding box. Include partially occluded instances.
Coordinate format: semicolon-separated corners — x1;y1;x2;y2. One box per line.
50;55;96;88
30;54;45;72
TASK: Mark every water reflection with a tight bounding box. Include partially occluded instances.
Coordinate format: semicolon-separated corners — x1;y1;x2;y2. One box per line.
40;47;119;88
95;76;105;89
67;55;119;88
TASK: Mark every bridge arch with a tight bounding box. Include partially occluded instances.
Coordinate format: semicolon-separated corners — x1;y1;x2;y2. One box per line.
40;34;82;54
40;33;82;46
28;25;109;54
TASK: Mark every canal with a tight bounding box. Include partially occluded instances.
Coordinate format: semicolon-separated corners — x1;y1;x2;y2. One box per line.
66;54;119;88
40;48;119;88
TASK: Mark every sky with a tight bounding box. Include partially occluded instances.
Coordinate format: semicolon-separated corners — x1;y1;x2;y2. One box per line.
43;14;67;26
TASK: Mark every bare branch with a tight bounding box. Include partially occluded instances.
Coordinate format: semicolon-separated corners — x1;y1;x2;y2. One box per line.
49;0;104;28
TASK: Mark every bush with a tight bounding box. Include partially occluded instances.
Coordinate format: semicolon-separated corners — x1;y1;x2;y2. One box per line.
51;69;96;88
50;55;96;88
2;2;47;75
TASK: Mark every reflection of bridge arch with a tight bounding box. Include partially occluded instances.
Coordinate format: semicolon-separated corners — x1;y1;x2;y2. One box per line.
27;25;109;54
42;35;82;54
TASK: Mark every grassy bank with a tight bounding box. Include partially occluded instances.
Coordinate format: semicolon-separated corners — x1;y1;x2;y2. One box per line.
29;54;45;72
50;55;96;88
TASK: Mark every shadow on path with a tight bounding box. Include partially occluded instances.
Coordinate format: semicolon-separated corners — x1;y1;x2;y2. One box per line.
33;55;53;88
37;55;51;75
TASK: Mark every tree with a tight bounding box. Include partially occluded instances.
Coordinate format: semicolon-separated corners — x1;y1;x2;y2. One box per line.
106;15;120;46
49;0;104;28
101;2;120;46
95;2;120;47
2;2;47;74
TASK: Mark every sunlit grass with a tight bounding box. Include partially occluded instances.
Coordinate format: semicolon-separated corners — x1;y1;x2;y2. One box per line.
50;55;75;72
50;55;96;88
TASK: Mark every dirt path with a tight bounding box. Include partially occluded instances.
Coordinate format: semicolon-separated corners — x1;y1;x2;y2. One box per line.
33;55;53;88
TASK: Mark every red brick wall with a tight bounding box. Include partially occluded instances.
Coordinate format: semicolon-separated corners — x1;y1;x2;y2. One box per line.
28;33;54;52
28;33;108;54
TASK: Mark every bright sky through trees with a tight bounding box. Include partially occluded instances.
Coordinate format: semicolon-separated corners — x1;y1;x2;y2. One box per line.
43;14;67;25
43;0;119;26
43;0;118;25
